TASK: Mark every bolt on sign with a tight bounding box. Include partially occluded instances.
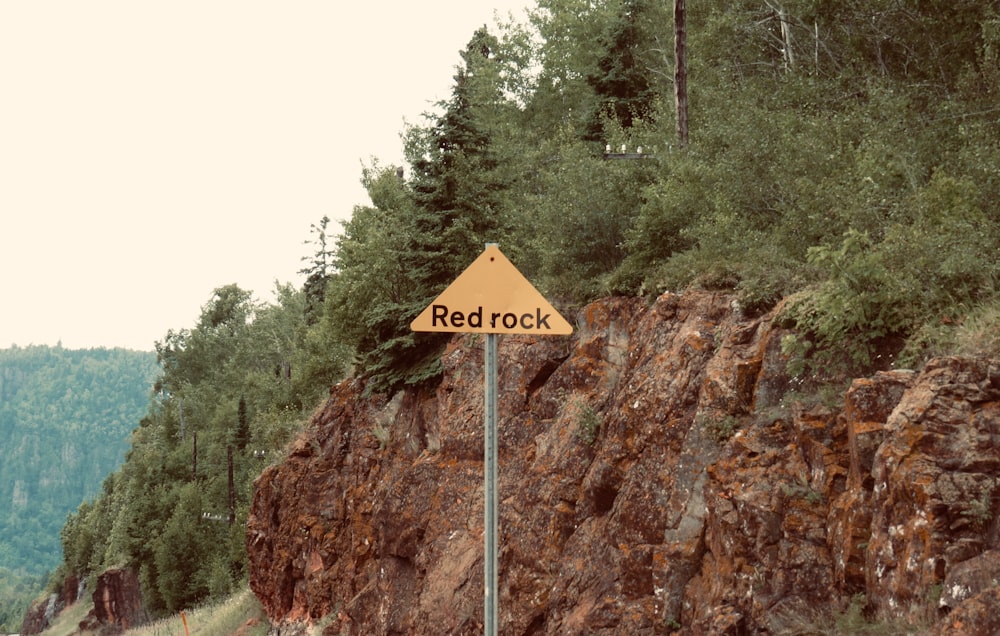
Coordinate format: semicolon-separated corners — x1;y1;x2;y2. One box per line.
410;244;573;335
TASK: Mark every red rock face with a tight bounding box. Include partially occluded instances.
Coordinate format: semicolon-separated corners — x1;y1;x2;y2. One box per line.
866;358;1000;626
20;596;56;635
246;290;1000;635
20;573;80;635
78;568;148;633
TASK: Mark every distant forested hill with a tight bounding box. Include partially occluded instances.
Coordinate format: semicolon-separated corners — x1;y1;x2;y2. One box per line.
0;345;158;574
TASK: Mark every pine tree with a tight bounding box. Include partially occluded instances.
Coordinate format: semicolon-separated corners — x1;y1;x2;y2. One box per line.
235;395;250;452
406;26;513;280
299;216;335;326
326;27;516;394
584;0;658;142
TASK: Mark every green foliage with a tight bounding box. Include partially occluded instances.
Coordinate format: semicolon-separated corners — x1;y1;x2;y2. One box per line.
575;402;601;445
0;568;46;633
584;0;659;141
57;283;327;617
785;172;997;372
322;164;451;394
781;476;823;505
527;0;619;139
960;482;995;529
315;0;1000;387
904;299;1000;364
701;413;742;444
299;215;336;326
371;422;391;450
153;483;213;612
528;130;657;300
782;230;914;371
322;27;523;394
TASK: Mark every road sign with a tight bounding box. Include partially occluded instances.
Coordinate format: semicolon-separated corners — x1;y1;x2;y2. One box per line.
411;244;571;636
410;244;573;335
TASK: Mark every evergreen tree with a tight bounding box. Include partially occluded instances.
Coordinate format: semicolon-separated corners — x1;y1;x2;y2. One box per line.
326;27;517;394
584;0;658;142
406;26;514;279
235;395;250;452
322;163;429;394
299;216;335;326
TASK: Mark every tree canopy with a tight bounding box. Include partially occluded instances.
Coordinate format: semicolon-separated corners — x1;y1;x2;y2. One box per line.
318;0;999;383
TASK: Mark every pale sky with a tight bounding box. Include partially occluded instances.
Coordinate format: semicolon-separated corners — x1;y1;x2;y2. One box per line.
1;1;533;352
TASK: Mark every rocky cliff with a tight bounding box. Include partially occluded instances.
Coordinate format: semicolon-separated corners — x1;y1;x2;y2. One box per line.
22;569;148;636
77;568;148;634
246;290;1000;634
20;574;81;635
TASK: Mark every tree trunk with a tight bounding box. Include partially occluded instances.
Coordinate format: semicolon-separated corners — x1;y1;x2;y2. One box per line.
227;445;235;526
778;5;795;71
674;0;689;147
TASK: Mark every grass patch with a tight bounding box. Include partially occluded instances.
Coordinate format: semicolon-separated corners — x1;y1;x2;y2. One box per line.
371;422;391;449
899;298;1000;366
124;587;267;636
954;300;1000;356
768;593;930;635
40;586;268;636
38;596;93;636
960;482;995;529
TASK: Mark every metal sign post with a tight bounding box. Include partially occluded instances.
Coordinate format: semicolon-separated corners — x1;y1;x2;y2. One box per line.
411;243;572;635
484;332;499;636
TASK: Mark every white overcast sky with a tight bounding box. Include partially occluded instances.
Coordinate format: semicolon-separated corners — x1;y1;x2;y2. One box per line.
0;1;533;351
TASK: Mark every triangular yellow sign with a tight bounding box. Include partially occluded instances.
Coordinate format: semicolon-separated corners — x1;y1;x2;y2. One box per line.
411;245;573;335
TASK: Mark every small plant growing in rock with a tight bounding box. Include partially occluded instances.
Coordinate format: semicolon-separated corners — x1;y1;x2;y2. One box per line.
702;414;741;443
926;583;944;610
754;401;791;424
562;396;601;445
371;423;390;449
778;379;849;414
961;484;995;528
576;403;601;445
833;593;871;632
780;476;823;504
769;592;923;634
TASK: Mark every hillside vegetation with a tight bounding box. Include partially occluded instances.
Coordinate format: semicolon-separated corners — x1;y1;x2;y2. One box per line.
51;0;999;624
0;345;157;630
